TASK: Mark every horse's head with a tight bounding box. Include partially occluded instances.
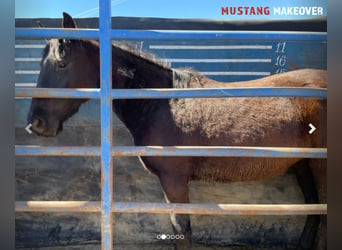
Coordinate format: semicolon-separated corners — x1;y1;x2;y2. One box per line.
27;12;99;137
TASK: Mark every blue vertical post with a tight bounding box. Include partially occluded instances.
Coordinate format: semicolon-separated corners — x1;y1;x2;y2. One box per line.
99;0;113;249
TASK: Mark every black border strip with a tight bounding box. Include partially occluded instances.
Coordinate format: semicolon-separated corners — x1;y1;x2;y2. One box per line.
16;16;327;32
0;0;14;249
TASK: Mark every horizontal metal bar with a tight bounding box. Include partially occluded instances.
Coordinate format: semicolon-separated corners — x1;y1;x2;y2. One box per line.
15;28;327;41
15;71;274;77
15;201;327;215
18;57;270;63
14;70;273;76
15;28;99;40
113;202;327;215
16;201;100;212
116;146;327;158
111;88;327;99
15;88;100;99
15;146;327;158
110;30;327;41
15;87;327;99
15;146;100;156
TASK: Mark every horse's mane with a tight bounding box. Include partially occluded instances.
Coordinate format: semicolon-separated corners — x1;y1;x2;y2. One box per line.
42;38;203;89
111;41;171;69
173;68;204;88
110;41;204;89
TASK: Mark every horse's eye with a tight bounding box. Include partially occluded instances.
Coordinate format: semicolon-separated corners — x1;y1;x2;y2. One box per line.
59;62;67;69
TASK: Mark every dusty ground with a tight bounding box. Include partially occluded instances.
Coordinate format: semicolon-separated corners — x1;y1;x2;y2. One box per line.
16;126;306;249
20;243;294;250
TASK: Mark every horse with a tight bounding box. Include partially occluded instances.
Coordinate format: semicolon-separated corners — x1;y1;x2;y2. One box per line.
27;12;327;249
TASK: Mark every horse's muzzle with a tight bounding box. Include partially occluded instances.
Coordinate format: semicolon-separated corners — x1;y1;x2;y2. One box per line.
28;116;62;137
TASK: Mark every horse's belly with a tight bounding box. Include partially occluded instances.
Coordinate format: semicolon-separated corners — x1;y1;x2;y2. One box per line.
192;157;300;182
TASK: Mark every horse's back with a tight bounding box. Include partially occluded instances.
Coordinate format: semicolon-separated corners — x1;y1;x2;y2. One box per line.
169;69;326;147
198;68;326;88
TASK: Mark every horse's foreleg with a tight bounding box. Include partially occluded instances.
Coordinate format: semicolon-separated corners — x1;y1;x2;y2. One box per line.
159;173;192;250
294;159;322;250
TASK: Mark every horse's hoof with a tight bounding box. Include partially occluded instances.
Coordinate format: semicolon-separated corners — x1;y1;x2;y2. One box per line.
175;239;191;250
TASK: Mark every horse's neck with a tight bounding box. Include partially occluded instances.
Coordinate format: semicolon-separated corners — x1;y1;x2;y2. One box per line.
111;46;175;141
112;45;173;88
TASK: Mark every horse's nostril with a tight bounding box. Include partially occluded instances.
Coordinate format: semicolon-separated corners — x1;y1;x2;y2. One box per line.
32;117;46;132
37;118;43;127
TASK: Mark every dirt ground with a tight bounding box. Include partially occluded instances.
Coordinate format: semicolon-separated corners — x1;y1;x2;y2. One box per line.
16;125;306;249
20;243;293;250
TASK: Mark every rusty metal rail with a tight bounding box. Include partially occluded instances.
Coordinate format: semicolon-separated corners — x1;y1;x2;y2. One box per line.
15;145;327;158
15;201;327;215
15;87;327;99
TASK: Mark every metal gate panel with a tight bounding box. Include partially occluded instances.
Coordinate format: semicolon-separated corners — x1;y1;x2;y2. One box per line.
15;0;327;249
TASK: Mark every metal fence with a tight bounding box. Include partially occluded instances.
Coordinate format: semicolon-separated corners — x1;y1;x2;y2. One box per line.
15;0;327;249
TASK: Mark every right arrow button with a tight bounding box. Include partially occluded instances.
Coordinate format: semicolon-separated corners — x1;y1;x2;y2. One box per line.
309;123;316;135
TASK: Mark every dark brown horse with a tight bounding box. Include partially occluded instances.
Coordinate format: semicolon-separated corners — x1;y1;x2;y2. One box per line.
27;12;327;249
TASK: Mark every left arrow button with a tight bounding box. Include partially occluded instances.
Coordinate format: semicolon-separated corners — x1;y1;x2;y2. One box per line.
25;123;32;134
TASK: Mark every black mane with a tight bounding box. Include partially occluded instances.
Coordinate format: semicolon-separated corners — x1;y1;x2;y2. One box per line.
111;41;171;69
110;41;203;89
43;38;201;89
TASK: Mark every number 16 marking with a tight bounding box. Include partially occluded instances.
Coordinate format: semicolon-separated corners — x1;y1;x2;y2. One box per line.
275;55;287;67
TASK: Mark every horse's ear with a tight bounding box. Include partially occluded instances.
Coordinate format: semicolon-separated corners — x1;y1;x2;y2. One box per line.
37;21;50;43
37;20;43;28
62;12;77;29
